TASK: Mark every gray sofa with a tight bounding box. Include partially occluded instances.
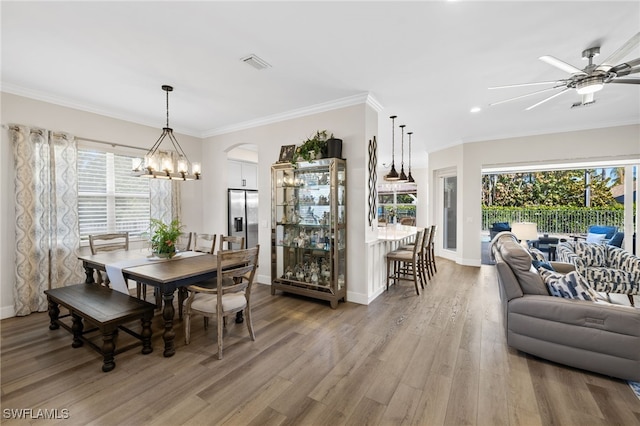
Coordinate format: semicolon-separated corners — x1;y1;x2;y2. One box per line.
491;232;640;381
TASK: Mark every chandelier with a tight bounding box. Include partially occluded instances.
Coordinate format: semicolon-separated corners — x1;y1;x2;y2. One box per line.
132;85;201;180
384;115;399;181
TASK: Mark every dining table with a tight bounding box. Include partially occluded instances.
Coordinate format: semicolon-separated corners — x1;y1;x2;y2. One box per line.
78;250;222;357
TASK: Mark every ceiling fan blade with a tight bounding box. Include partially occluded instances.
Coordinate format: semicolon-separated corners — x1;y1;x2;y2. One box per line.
596;32;640;71
610;58;640;76
488;80;567;89
489;85;566;107
539;55;586;75
609;78;640;84
525;88;571;111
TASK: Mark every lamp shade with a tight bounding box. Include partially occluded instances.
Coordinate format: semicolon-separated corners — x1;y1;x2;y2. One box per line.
511;222;538;243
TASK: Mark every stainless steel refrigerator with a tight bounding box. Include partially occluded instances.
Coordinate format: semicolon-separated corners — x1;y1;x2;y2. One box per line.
228;189;259;248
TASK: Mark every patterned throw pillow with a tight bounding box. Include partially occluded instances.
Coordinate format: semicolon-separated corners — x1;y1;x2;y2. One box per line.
539;269;599;301
532;260;554;271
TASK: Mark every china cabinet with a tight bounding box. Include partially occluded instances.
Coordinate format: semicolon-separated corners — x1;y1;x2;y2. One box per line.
271;159;346;308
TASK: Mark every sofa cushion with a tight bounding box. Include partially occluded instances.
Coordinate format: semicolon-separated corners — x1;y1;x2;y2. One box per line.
608;232;624;248
574;241;608;268
492;222;511;232
501;240;548;295
586;233;607;244
588;225;617;239
539;269;599;301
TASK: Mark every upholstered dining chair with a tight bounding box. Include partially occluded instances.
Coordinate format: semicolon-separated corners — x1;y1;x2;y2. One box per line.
178;232;217;318
386;229;424;295
183;245;260;360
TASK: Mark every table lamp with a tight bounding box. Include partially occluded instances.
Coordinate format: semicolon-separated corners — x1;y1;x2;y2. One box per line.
511;222;538;247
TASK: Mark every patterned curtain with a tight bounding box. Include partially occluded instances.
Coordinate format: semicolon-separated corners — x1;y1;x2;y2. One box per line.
150;151;182;222
11;125;84;316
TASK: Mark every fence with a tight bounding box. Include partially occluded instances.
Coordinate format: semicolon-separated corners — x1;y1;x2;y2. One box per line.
482;207;625;235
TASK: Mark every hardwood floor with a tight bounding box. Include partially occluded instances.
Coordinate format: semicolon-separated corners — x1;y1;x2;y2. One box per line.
2;259;639;425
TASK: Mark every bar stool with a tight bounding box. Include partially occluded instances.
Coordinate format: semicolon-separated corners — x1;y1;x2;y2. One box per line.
386;229;424;295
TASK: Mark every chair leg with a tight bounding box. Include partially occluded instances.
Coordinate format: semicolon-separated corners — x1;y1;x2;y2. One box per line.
184;312;191;345
431;247;437;273
412;262;420;295
217;312;224;360
245;307;255;341
629;294;635;306
386;257;391;291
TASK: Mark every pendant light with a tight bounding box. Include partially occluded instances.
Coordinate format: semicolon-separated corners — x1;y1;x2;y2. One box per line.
397;124;408;182
407;131;415;183
385;115;399;181
132;85;201;181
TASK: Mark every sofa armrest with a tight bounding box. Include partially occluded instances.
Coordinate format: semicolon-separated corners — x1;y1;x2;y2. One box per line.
509;295;640;340
549;262;575;274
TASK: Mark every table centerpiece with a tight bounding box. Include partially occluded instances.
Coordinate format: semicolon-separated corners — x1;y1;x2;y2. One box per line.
150;218;183;259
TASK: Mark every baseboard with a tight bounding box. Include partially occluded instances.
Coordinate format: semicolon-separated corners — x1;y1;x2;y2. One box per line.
257;274;271;286
1;304;16;319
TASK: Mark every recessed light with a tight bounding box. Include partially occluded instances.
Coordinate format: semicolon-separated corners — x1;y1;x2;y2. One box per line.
470;106;482;113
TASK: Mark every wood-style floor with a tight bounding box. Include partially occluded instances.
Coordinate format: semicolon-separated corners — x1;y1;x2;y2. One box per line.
2;259;639;425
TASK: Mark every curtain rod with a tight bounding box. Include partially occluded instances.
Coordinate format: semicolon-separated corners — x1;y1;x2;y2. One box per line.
76;136;147;152
3;124;147;152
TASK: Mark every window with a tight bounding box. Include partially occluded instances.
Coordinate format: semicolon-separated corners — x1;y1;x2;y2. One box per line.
378;183;417;224
78;148;150;241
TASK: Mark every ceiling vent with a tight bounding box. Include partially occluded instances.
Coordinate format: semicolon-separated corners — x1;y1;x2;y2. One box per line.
241;54;271;70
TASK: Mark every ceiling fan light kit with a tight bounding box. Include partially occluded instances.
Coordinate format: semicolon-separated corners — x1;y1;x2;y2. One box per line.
490;31;640;110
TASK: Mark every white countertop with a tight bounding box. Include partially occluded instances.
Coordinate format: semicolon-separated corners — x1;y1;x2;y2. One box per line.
377;225;418;241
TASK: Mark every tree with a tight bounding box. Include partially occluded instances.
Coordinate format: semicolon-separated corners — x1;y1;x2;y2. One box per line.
482;169;617;207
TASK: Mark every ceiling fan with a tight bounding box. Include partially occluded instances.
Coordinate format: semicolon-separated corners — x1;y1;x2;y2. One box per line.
489;32;640;110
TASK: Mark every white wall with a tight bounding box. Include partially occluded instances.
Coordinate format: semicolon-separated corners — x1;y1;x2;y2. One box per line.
202;103;377;305
428;124;640;267
1;93;203;318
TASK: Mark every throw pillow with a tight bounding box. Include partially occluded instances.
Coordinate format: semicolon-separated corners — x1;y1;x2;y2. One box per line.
528;247;546;262
539;269;599;301
586;233;607;244
532;259;554;271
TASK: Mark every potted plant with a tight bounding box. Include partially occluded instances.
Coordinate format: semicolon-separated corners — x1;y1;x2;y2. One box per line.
293;130;329;163
150;218;183;258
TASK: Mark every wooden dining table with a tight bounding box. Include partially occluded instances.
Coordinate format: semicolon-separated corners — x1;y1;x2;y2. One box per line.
78;250;221;357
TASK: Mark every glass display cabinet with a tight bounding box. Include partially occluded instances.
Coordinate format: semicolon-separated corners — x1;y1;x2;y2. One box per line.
271;158;346;308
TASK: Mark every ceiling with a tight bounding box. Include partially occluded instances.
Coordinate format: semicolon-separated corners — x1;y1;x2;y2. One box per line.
2;1;639;169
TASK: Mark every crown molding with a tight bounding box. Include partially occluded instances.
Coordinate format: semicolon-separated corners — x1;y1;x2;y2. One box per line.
1;83;202;138
204;92;383;137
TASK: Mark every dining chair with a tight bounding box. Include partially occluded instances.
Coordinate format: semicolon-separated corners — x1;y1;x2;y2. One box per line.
193;233;217;254
176;231;193;252
386;229;424;295
88;232;129;286
177;232;217;318
183;245;260;360
219;235;245;251
88;232;146;299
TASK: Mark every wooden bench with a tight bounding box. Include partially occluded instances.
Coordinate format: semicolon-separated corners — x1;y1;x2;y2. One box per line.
45;284;155;372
